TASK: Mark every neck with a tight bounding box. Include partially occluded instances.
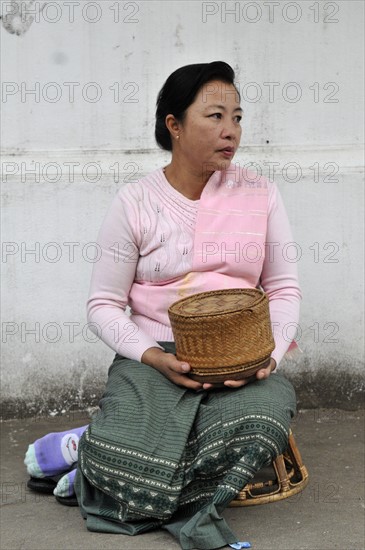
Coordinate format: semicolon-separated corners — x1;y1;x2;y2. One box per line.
163;159;215;201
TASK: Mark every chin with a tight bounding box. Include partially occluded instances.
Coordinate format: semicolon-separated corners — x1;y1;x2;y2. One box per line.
204;158;233;173
217;159;233;171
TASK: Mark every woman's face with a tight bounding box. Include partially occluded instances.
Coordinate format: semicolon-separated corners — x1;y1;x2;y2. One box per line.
175;79;243;172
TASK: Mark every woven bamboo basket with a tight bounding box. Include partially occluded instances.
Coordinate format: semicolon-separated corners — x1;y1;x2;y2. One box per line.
168;288;275;383
229;430;309;506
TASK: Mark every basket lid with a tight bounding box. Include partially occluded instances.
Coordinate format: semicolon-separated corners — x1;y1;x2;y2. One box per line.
168;288;264;319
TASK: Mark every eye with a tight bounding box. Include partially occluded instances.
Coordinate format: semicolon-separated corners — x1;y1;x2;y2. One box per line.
209;113;242;123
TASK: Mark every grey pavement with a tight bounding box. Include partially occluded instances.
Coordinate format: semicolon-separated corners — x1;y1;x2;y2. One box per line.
1;409;364;550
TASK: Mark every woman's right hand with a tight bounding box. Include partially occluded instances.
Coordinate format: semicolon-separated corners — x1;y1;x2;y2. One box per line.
141;347;205;391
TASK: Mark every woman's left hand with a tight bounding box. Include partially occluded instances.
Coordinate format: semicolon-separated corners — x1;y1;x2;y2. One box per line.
202;358;277;390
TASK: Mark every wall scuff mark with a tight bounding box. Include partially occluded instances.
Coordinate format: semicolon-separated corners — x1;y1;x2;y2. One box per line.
2;0;46;36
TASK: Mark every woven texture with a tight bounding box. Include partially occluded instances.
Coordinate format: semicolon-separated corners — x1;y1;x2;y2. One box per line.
230;430;309;506
74;341;297;549
168;288;275;382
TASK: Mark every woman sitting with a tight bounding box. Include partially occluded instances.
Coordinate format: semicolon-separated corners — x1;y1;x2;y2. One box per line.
25;61;301;550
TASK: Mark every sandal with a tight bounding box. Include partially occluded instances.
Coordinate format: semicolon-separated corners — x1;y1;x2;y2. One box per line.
27;476;60;494
55;495;78;507
27;476;78;506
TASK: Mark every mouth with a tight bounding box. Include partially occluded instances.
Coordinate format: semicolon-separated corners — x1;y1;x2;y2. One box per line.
218;147;235;157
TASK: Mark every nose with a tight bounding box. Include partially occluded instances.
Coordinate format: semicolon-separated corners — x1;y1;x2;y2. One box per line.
221;117;241;140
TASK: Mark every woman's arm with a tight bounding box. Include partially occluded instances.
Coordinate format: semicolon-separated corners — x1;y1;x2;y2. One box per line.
87;186;205;389
86;188;164;362
259;180;302;369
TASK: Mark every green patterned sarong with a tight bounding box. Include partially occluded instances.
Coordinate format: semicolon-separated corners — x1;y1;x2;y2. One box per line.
75;342;296;549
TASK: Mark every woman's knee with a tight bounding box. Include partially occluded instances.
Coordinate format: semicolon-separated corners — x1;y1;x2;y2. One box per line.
241;374;296;419
237;376;296;456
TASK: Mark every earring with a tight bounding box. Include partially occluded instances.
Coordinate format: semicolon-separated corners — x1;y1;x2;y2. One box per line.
176;135;180;139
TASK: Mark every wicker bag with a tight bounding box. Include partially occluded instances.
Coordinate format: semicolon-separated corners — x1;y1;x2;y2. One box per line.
168;288;275;383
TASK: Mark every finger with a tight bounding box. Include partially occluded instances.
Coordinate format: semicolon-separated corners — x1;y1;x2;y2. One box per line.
164;357;191;374
256;367;270;379
179;378;204;391
168;371;203;391
223;379;248;388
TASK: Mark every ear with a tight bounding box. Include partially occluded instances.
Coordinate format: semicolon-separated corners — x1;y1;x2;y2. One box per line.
165;114;180;136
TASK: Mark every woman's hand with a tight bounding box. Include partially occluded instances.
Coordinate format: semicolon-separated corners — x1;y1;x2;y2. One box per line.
141;348;277;391
141;347;204;391
218;357;277;390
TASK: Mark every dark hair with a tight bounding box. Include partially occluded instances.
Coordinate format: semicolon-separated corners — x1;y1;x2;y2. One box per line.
155;61;240;151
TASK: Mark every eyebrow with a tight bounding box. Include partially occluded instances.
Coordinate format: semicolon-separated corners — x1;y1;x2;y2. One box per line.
205;104;243;113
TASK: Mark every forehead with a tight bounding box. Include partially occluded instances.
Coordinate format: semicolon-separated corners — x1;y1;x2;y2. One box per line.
193;80;240;108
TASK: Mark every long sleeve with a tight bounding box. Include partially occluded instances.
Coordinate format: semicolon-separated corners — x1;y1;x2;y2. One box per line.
260;182;302;368
86;168;302;368
86;188;164;362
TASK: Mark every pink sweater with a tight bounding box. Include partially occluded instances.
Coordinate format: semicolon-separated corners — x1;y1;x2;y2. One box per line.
87;163;302;369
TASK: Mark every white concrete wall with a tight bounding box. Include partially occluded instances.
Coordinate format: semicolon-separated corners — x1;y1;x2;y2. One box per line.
1;0;364;416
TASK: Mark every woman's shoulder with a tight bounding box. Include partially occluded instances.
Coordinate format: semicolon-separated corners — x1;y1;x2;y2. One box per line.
225;161;276;193
115;167;163;202
220;163;277;210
